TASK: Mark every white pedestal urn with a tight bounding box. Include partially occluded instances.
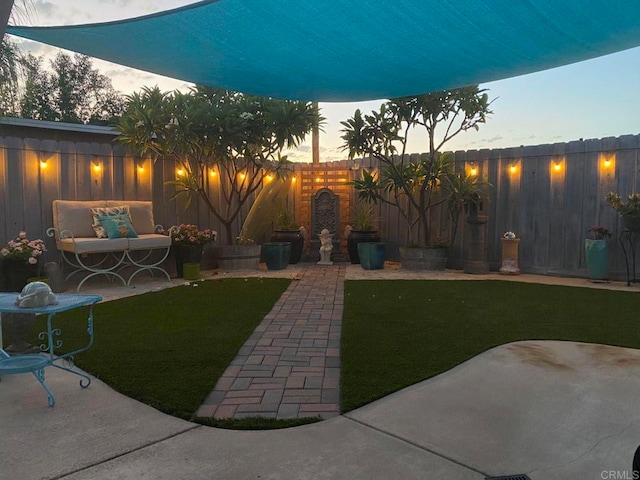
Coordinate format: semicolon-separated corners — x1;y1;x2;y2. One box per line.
500;237;521;275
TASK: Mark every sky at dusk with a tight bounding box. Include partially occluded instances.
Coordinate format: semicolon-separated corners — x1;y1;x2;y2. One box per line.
8;0;640;163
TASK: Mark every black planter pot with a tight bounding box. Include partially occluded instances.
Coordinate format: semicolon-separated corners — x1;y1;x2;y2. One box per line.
174;244;204;278
347;230;381;264
270;230;304;264
623;214;640;232
1;259;38;292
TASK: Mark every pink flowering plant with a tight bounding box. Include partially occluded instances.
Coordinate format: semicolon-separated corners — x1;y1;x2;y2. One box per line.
164;224;216;246
587;225;612;240
0;231;46;264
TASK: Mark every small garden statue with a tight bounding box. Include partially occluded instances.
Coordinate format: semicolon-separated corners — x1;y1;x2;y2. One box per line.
318;229;334;265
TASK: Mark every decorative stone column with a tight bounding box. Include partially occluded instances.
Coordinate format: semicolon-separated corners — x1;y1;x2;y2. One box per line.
463;200;489;274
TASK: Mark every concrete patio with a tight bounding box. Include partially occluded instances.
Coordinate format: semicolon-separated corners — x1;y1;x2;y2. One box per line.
2;264;640;479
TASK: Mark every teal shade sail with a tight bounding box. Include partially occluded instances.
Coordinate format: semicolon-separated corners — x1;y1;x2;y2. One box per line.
7;0;640;101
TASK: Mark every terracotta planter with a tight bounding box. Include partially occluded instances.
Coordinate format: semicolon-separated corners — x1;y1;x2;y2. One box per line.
499;238;521;275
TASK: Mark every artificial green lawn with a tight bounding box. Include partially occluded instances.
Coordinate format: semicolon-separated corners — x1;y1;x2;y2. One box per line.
27;278;640;426
341;279;640;412
32;278;291;420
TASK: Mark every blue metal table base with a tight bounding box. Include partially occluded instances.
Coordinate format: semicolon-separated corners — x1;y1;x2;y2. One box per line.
0;293;101;407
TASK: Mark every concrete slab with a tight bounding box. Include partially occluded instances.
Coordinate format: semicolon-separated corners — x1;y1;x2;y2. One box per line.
348;340;640;479
0;367;196;480
60;416;483;480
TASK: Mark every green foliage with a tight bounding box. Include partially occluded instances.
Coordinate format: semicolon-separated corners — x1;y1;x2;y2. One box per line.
606;192;640;216
30;278;290;420
273;198;299;230
340;87;493;246
235;236;256;245
342;280;640;412
352;196;377;231
8;49;125;124
0;38;22;116
114;86;322;245
274;209;298;230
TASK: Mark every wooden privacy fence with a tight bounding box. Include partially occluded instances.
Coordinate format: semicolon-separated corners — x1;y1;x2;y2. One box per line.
1;118;639;279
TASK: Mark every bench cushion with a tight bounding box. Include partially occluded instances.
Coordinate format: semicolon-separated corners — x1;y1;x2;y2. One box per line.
53;200;107;238
107;200;156;235
127;234;171;251
57;237;129;255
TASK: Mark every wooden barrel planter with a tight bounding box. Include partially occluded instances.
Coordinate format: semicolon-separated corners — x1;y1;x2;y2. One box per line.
399;246;448;271
213;245;261;270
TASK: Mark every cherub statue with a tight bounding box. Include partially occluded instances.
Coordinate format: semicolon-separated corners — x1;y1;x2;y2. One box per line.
317;228;334;265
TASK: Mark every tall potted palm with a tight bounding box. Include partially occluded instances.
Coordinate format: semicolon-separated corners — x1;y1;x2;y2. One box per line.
270;202;304;264
346;192;380;264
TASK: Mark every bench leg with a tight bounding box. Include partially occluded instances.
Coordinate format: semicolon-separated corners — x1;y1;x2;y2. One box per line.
60;251;127;292
124;247;171;286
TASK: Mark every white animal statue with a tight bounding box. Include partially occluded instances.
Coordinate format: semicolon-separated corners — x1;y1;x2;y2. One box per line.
15;281;59;308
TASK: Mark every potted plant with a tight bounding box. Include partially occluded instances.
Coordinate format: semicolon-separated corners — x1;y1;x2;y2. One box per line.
357;241;386;270
164;224;216;278
346;191;380;264
0;231;46;292
585;225;611;281
606;192;640;232
215;236;262;270
341;86;493;270
270;201;304;264
261;241;291;270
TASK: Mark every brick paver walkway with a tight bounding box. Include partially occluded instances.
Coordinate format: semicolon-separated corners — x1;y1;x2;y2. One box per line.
196;263;345;420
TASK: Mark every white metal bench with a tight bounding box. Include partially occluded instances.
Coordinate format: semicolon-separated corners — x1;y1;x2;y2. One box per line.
47;200;171;291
